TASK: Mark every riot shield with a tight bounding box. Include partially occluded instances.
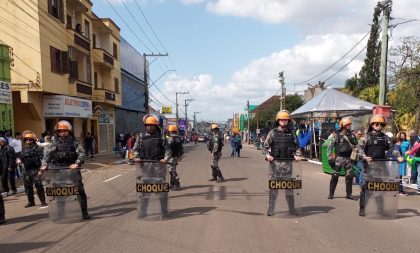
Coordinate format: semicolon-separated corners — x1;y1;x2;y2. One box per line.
267;159;302;217
364;160;399;219
43;166;81;223
136;161;170;220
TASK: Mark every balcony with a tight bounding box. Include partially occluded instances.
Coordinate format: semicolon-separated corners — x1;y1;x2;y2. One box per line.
93;47;114;69
93;88;121;106
68;79;92;99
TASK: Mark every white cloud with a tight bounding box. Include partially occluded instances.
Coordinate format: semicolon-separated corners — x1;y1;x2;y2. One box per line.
154;33;368;120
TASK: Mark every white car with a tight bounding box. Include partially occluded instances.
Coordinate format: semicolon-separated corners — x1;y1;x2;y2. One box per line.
197;136;205;142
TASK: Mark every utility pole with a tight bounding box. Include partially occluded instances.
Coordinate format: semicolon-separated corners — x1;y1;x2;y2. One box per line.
247;100;250;144
193;111;201;131
143;53;168;113
378;0;391;106
175;91;188;126
279;71;285;110
184;98;195;131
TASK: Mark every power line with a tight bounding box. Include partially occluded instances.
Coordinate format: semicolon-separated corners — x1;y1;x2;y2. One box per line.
133;0;177;72
104;0;153;53
293;31;370;86
120;0;160;53
323;44;368;83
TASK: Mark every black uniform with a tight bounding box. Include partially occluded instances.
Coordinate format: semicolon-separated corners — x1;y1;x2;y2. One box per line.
263;126;302;216
167;134;183;190
0;143;16;224
134;131;171;217
358;131;398;216
327;130;358;199
208;131;224;182
42;136;89;218
20;144;46;206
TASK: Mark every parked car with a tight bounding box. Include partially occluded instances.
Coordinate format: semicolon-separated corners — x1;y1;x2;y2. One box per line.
197;136;206;142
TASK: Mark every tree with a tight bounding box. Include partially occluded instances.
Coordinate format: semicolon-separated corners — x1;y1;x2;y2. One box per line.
345;4;381;96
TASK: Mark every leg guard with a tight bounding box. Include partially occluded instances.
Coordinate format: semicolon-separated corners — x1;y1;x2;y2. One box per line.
140;196;149;218
345;175;356;200
35;180;46;204
210;165;218;180
375;195;385;215
328;173;339;199
285;194;298;215
24;177;35;204
267;189;278;216
359;185;366;216
160;192;169;217
77;183;89;218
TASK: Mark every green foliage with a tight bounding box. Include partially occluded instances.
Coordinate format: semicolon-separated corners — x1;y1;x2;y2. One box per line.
358;86;379;104
250;95;304;131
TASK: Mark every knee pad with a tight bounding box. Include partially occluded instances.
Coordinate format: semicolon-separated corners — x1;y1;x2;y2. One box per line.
211;165;218;170
332;172;339;180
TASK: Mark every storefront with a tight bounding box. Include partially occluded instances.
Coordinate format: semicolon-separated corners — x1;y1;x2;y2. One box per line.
93;104;116;154
43;95;93;142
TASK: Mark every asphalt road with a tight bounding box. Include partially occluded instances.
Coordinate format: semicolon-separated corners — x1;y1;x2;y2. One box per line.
1;143;419;253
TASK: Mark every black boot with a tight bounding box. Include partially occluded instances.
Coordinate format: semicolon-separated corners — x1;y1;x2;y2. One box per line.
160;193;170;218
78;185;90;220
286;195;299;216
328;173;339;199
359;186;366;217
216;168;225;183
345;175;357;200
267;190;277;216
24;202;36;208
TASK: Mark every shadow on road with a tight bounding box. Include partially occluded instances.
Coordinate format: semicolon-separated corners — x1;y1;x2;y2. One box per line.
169;206;217;219
301;206;335;217
5;213;48;224
181;184;213;190
397;208;420;219
0;242;54;253
224;177;248;182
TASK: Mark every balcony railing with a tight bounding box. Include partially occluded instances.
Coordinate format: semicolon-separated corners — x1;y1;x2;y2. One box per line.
103;52;114;66
76;82;92;95
74;33;90;51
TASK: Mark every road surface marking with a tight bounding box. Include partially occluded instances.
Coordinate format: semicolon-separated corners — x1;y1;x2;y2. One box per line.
104;175;122;182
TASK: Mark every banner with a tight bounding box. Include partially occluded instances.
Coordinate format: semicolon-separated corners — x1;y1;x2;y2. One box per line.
161;106;172;114
178;118;187;131
0;103;14;133
43;95;92;118
0;81;12;104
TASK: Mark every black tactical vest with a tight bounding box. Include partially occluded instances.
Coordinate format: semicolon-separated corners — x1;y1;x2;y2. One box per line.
365;132;387;159
21;145;41;169
52;137;78;165
271;129;294;159
170;136;183;157
139;134;165;160
335;131;353;157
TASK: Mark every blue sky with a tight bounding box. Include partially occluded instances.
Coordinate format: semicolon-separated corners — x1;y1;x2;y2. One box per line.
92;0;419;122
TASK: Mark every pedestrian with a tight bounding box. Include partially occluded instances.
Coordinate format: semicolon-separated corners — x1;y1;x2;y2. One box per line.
408;130;419;184
166;125;183;190
230;133;238;157
133;114;171;218
357;115;404;216
406;141;420;193
235;133;242;157
327;117;358;200
17;131;47;207
263;110;303;216
38;120;90;220
9;132;22;179
84;132;95;161
354;129;364;185
0;136;17;196
208;124;225;183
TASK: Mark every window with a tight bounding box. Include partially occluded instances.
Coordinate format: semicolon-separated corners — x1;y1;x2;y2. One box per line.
94;72;98;88
92;34;97;48
50;46;68;74
86;60;92;84
114;77;119;93
84;20;90;40
48;0;64;22
113;43;118;59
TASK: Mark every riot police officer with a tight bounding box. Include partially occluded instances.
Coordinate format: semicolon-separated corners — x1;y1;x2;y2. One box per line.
263;110;302;216
133;114;172;217
208;124;225;183
17;131;47;208
327;117;358;200
166;125;183;190
357;115;403;216
39;120;90;219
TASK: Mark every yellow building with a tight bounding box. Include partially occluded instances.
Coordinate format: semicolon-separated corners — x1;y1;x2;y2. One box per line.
1;0;121;153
